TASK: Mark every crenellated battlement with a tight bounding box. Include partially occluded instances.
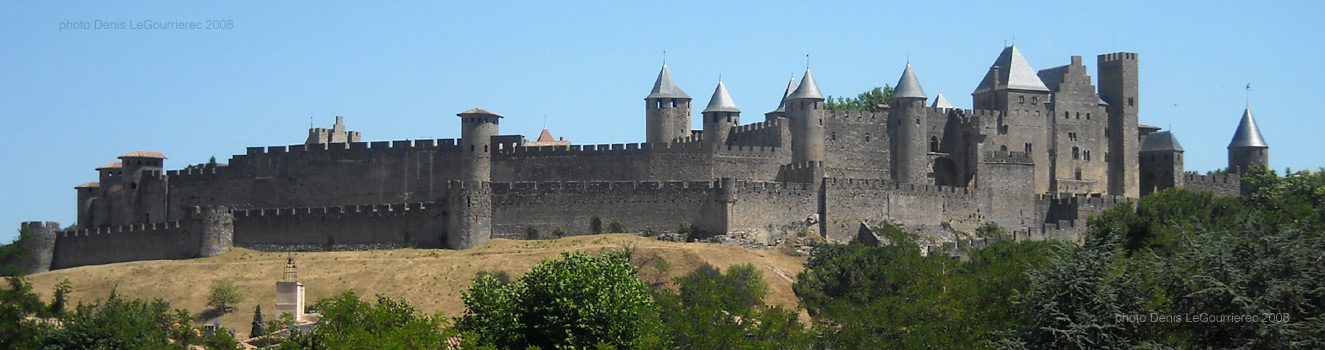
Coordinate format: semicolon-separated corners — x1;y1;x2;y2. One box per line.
21;221;61;231
58;221;186;238
233;202;437;220
1184;172;1239;184
242;139;462;157
1036;192;1130;207
731;118;786;134
826;177;973;198
491;180;716;194
985;150;1033;164
1099;52;1137;62
724;179;817;192
825;110;886;122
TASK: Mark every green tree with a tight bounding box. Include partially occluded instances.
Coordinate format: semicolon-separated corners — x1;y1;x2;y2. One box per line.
286;291;454;349
825;85;894;111
207;278;244;314
250;304;265;339
657;263;810;349
458;251;661;349
47;279;72;317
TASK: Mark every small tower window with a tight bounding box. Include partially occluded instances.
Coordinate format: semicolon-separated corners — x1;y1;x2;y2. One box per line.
1019;96;1025;104
1128;97;1134;106
831;132;836;141
1032;96;1038;104
1086;113;1091;120
1072;146;1080;159
930;137;939;152
1025;143;1032;154
1075;168;1083;180
1000;145;1008;152
1075;112;1080;119
1065;111;1070;119
865;133;871;142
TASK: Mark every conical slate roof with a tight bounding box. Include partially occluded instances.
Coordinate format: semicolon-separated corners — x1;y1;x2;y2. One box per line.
974;46;1050;94
1141;130;1184;152
769;77;798;114
787;69;823;100
891;63;927;99
645;64;690;100
703;81;740;113
1228;107;1268;148
931;93;954;109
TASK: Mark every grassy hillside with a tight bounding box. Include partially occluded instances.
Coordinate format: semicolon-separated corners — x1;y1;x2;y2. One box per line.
25;234;808;329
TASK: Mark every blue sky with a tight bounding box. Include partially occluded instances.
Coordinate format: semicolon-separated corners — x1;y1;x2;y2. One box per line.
2;1;1322;242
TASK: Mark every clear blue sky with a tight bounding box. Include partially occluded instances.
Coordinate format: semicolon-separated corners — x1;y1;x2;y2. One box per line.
3;1;1322;242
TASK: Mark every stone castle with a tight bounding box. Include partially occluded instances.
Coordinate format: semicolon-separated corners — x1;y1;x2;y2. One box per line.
14;46;1270;274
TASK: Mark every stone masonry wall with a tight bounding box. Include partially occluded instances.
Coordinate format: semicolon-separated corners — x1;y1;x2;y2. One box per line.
489;180;717;240
232;202;447;251
1181;173;1242;197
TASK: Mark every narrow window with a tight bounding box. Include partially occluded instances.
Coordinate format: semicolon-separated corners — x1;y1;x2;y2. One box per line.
1128;97;1134;106
1019;96;1025;104
1072;146;1080;159
831;132;836;141
1075;168;1082;180
930;137;939;152
484;145;489;152
915;118;920;125
1086;113;1091;120
1025;143;1032;154
1065;111;1070;119
656;101;662;109
1076;112;1080;119
671;99;678;108
865;133;871;142
1032;96;1038;104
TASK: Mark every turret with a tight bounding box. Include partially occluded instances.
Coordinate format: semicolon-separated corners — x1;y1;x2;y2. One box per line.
887;63;930;184
1098;52;1140;197
1139;130;1184;195
786;69;825;163
1227;107;1268;173
15;221;58;274
764;78;798;121
645;63;692;144
702;80;740;149
457;108;502;183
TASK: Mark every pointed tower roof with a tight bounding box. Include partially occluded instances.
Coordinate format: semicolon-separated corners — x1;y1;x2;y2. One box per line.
1228;107;1268;148
769;77;799;114
973;46;1050;94
891;63;927;99
645;64;690;100
703;80;740;113
931;93;954;109
1141;130;1184;152
787;69;823;100
536;128;556;142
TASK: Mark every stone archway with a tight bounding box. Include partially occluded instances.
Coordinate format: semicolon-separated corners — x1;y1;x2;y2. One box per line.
933;157;961;187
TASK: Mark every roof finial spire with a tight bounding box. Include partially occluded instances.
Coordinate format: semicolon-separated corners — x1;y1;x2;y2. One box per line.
1245;82;1252;108
543;115;547;129
806;54;810;70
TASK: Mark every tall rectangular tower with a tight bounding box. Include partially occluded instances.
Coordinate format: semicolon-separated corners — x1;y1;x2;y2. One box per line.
1098;52;1140;198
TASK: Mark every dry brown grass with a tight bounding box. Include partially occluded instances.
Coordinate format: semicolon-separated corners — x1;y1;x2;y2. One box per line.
25;234;808;328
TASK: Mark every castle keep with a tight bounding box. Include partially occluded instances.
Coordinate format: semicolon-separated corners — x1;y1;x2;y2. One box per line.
17;46;1269;273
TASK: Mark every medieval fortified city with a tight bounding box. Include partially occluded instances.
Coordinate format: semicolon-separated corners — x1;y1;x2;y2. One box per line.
11;45;1268;274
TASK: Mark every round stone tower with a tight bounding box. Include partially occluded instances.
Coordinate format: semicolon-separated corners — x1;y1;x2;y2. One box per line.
786;69;825;163
1227;107;1268;174
16;221;58;274
645;63;692;145
702;80;740;149
193;206;234;257
887;63;930;184
457;108;502;183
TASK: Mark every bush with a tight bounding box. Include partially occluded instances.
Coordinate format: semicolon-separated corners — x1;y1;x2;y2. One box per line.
609;220;625;233
525;226;539;240
591;217;604;234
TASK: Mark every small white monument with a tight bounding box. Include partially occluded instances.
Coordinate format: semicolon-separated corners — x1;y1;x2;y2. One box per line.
274;255;305;320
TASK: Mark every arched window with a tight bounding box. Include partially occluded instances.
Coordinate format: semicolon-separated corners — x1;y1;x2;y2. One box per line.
1000;145;1008;152
930;136;939;152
